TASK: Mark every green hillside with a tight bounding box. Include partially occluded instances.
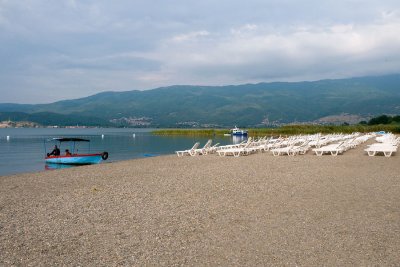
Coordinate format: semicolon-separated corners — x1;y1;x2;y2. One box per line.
0;74;399;127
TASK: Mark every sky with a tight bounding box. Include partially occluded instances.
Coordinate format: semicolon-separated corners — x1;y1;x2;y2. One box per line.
1;0;400;104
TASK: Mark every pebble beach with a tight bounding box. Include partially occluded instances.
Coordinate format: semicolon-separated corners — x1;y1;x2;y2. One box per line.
1;142;399;266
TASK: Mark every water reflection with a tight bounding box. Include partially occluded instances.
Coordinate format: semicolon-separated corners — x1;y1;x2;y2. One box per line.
44;163;78;171
232;135;248;144
142;153;159;157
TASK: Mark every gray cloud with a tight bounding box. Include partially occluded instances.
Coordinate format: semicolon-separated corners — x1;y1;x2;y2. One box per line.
1;0;400;103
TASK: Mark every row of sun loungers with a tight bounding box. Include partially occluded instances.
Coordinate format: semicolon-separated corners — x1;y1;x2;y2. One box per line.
176;132;397;158
312;134;373;156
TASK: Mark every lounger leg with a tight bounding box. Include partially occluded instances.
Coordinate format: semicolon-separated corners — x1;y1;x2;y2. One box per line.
367;151;375;156
315;151;322;156
384;151;392;157
331;151;338;156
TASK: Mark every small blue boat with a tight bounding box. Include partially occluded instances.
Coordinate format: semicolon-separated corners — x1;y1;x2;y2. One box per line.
45;137;108;165
230;126;248;136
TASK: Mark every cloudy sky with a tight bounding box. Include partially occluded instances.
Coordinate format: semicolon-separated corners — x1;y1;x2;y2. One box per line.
1;0;400;103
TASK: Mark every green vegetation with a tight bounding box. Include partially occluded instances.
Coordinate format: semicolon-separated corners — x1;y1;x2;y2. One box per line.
153;124;400;136
367;115;400;125
153;129;227;136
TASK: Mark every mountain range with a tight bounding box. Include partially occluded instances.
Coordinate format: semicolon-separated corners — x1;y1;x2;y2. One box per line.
1;74;400;127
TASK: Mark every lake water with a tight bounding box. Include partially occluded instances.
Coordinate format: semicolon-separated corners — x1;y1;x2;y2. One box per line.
0;128;244;176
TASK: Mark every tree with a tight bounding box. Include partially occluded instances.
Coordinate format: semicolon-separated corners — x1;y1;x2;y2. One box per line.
368;115;391;125
392;116;400;123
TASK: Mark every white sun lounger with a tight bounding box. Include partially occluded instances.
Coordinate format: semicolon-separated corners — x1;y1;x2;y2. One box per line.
364;144;397;157
270;140;310;156
308;138;330;148
206;143;220;154
312;142;346;156
248;137;273;152
176;142;200;157
270;145;295;156
192;139;213;155
217;142;256;157
288;141;310;155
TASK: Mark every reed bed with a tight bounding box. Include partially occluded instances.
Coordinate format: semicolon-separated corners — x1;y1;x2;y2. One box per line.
152;124;400;136
152;129;226;136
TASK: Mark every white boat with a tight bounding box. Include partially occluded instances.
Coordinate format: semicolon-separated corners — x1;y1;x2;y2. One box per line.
230;126;248;136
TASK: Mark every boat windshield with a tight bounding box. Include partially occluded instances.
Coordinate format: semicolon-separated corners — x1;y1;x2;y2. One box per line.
51;138;90;142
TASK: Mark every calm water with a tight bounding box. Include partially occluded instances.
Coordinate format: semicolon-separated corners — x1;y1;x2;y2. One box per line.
0;128;242;176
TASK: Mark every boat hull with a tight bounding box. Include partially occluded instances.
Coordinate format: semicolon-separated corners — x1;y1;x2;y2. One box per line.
45;154;103;165
232;132;248;136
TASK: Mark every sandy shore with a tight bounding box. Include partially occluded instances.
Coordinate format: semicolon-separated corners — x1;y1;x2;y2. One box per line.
1;142;399;266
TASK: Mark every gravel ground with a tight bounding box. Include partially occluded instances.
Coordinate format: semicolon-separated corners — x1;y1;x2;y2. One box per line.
1;141;399;266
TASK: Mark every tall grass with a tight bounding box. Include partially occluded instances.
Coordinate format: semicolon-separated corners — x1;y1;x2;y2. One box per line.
153;129;227;136
153;124;400;136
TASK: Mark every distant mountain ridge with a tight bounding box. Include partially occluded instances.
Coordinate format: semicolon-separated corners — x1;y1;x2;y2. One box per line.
1;74;400;127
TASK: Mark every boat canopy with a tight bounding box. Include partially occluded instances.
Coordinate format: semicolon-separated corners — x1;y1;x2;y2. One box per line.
51;138;90;142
